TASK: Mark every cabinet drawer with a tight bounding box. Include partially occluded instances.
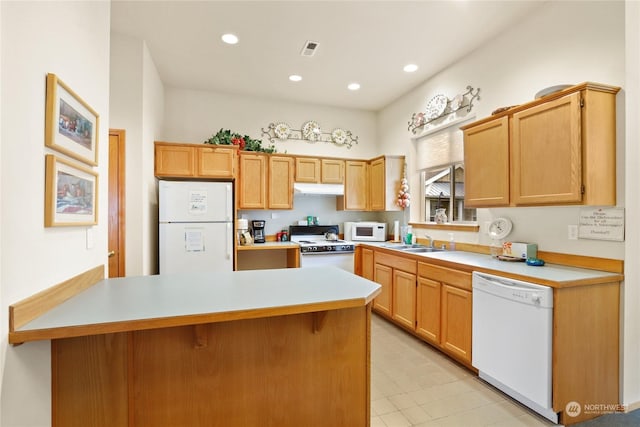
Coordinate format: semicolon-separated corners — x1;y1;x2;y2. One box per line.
375;252;417;274
418;263;471;291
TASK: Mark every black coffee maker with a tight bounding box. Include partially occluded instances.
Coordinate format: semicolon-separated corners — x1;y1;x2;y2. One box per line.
251;220;266;243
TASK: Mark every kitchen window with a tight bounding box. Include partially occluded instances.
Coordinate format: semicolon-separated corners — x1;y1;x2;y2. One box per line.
423;164;476;222
415;115;477;224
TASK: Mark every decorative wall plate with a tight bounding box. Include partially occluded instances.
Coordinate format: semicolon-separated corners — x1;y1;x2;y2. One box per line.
450;94;464;111
273;122;291;139
302;120;321;141
331;128;347;145
425;94;448;119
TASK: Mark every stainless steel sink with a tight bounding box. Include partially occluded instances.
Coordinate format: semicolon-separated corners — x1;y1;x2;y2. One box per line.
401;246;444;253
381;243;445;253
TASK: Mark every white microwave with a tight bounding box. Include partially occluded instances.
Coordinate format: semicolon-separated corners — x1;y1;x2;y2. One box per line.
347;222;387;242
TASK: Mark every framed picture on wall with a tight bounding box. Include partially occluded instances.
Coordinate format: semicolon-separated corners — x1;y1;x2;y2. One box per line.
45;73;99;166
45;154;98;227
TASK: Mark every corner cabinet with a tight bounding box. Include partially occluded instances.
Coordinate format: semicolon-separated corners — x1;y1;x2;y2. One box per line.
155;142;237;179
462;82;620;207
340;155;404;211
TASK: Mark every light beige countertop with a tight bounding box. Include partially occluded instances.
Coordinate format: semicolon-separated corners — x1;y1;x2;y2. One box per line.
358;242;623;288
237;241;299;251
9;267;380;344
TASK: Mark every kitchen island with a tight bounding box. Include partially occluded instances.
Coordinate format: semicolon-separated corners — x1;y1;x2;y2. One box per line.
9;266;380;427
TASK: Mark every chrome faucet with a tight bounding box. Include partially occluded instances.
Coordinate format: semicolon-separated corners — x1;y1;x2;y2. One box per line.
424;235;434;248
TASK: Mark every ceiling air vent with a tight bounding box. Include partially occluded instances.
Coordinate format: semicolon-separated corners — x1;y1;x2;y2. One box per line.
300;40;319;57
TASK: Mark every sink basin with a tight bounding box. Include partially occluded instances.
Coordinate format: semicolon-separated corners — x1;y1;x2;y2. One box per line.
401;246;445;253
381;243;444;253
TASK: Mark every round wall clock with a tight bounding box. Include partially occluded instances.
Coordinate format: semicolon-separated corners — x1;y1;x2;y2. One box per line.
488;217;513;240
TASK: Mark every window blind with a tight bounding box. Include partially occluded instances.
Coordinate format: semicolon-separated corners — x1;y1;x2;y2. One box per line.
414;116;475;171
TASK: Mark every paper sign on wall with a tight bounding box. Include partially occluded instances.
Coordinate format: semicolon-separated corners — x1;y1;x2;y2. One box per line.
189;190;208;214
578;207;625;241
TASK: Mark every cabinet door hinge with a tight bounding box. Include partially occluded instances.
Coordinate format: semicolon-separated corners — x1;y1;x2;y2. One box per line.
581;184;586;195
580;97;585;108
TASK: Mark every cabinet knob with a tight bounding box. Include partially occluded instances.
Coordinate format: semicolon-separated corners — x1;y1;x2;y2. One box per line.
108;250;115;258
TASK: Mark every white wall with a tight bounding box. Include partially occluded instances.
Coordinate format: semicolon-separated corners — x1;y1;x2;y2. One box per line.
163;87;378;159
623;0;640;409
142;44;164;274
378;0;625;259
110;33;164;276
0;1;111;426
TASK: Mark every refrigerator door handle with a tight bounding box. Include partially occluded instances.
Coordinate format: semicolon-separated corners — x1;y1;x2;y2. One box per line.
226;184;232;222
226;222;232;259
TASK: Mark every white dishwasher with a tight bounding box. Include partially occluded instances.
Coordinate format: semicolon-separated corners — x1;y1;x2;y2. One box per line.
472;272;558;424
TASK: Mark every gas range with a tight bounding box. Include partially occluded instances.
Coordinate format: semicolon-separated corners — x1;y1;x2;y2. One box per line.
296;239;356;254
290;225;355;254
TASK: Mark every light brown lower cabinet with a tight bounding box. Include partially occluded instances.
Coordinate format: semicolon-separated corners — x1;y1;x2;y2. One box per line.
372;251;417;331
392;270;417;330
373;263;392;317
416;262;472;366
416;277;441;344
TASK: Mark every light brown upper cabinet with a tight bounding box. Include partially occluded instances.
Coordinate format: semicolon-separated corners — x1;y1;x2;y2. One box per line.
238;153;294;210
320;158;344;184
462;82;620;207
197;145;237;178
155;142;237;179
294;156;344;184
268;155;294;209
294;157;321;182
343;160;369;210
369;155;404;211
463;117;510;207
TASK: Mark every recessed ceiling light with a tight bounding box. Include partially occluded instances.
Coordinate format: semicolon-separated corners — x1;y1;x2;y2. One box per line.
221;33;238;45
348;83;360;91
289;75;302;82
403;64;418;73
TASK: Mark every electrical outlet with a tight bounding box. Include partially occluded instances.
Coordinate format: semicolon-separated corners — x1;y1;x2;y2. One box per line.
568;225;578;240
271;212;279;219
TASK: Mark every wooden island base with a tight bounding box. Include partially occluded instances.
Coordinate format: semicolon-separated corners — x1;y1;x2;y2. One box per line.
52;305;371;427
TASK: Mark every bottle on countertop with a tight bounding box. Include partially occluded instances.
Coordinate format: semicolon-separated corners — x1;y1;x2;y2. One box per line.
405;225;413;244
448;233;456;251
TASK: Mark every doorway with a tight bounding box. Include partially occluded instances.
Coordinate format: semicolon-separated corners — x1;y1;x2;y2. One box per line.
108;129;126;277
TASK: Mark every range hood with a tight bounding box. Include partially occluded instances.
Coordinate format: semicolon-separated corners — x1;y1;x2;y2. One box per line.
293;183;344;196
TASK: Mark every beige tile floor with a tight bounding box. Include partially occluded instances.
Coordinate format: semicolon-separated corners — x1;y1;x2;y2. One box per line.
370;314;557;427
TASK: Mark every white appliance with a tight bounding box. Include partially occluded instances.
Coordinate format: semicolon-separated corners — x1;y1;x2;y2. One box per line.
472;272;557;423
290;225;355;273
159;180;234;274
348;221;387;242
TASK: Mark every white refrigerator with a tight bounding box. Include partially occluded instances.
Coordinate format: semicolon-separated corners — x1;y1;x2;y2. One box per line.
159;180;234;274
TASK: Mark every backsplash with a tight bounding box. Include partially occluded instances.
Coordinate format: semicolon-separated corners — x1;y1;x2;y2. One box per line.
239;194;383;236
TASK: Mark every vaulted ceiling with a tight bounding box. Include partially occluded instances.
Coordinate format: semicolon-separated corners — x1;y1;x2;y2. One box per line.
111;1;546;111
